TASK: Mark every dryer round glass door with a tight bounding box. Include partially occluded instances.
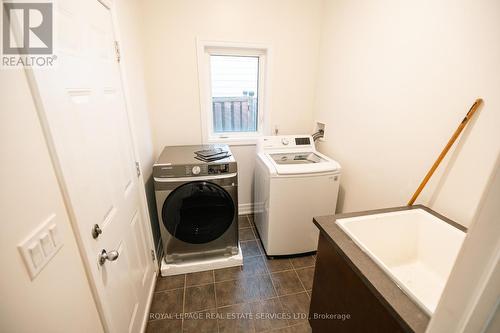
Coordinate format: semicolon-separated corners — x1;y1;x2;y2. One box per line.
162;181;235;244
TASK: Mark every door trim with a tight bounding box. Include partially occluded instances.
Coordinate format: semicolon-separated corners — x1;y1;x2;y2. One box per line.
107;3;158;332
107;0;157;265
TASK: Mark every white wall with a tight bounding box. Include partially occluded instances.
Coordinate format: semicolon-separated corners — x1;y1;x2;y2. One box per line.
314;0;500;226
0;70;103;332
140;0;324;207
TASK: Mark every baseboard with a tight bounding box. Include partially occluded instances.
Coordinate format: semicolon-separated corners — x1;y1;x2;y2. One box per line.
238;203;255;215
140;269;158;333
155;242;163;270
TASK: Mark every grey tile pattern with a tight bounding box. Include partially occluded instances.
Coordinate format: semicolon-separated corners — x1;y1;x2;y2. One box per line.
186;270;214;286
265;257;292;273
184;284;216;313
247;214;255;226
290;255;316;269
280;292;311;326
250;298;288;332
150;288;184;314
271;271;305;296
295;267;315;291
243;275;276;302
239;227;256;241
242;255;268;276
146;317;182;333
214;255;268;282
238;215;251;229
217;303;254;333
182;309;218;333
215;279;247;307
241;240;262;258
155;274;185;292
214;266;245;283
147;214;315;333
273;323;312;333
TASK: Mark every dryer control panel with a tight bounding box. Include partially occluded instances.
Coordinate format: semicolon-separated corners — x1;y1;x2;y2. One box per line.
180;163;231;176
208;164;229;174
185;164;207;176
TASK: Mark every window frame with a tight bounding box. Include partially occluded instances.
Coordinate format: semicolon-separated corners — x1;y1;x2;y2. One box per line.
197;39;270;144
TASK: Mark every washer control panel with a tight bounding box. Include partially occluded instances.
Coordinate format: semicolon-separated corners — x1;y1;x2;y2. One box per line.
261;135;314;150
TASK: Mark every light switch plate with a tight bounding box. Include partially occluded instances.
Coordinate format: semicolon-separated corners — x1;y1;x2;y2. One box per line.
18;214;64;280
40;232;54;256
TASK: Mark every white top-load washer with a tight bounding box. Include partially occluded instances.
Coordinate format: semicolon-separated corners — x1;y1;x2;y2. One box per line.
254;135;341;256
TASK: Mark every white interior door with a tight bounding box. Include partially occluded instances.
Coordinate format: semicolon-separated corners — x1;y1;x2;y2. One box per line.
21;1;156;332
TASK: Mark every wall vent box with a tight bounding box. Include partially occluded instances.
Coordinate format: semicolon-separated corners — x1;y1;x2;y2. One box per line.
18;214;64;280
314;121;326;141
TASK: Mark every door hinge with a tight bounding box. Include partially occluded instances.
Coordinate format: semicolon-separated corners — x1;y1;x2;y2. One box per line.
151;250;155;262
114;40;121;63
135;161;141;177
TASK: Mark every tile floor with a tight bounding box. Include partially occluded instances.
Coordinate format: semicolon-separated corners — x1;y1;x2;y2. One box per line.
147;215;315;333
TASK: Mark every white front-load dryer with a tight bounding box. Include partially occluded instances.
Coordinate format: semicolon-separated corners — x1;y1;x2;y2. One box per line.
254;135;341;256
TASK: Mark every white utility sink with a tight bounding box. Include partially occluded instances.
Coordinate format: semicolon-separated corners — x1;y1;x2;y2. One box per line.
336;208;466;316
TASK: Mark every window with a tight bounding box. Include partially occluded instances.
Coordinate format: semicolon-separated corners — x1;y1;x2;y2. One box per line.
211;55;259;133
198;41;268;143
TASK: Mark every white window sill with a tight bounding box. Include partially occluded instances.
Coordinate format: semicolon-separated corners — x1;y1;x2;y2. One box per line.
206;135;261;146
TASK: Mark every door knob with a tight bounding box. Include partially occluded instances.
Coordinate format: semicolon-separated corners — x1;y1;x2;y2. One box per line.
98;249;119;265
92;224;102;239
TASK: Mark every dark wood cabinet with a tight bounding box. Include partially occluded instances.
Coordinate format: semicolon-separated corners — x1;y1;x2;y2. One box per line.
309;233;411;333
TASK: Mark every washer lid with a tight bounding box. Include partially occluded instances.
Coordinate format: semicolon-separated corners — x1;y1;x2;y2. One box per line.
270;152;326;165
265;150;340;175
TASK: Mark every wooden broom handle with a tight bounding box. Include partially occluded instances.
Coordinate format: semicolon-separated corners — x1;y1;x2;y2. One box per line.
407;98;483;206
